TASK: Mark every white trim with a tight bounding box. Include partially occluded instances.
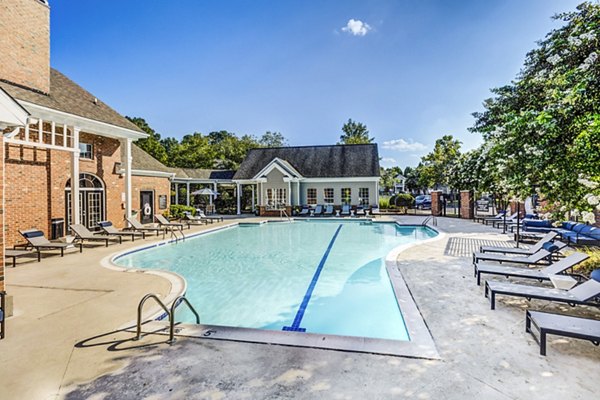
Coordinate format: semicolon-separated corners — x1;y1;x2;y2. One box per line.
3;137;79;152
302;177;380;183
131;169;176;178
17;100;148;140
0;88;29;129
252;157;303;180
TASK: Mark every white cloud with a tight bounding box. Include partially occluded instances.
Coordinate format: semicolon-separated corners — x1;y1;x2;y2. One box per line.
382;138;427;152
380;157;397;167
341;19;372;36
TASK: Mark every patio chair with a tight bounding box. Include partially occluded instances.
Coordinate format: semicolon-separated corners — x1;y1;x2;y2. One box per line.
323;205;334;216
341;204;351;216
312;205;323;216
182;211;207;225
299;206;310;216
371;207;381;217
70;224;121;247
484;274;600;310
356;206;366;216
475;210;506;224
155;214;187;231
472;242;565;265
18;229;82;260
197;209;223;223
126;216;166;238
484;212;517;226
474;252;589;285
479;232;558;256
98;221;146;241
525;310;600;356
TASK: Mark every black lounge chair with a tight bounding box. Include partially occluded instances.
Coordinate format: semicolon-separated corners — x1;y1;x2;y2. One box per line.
126;216;166;238
526;310;600;356
71;224;121;246
483;212;516;226
98;221;146;241
341;204;351;216
323;205;334;216
155;214;187;231
18;229;82;260
472;247;554;265
474;252;589;285
182;211;207;225
484;277;600;310
197;209;223;223
479;232;557;256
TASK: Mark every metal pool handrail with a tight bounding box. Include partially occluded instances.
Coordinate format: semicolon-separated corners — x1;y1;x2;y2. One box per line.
134;293;172;342
169;295;200;342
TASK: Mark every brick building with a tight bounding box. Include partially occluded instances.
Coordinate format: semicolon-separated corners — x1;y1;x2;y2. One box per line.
0;0;173;309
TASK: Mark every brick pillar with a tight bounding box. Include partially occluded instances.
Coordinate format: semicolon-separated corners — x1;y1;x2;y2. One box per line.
431;191;442;216
509;201;525;217
460;190;474;219
594;209;600;228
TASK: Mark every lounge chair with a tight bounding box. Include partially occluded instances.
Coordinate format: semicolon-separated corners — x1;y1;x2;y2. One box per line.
475;211;506;224
126;216;166;237
484;212;517;226
18;229;82;260
341;204;351;216
371;207;380;217
298;206;310;216
70;224;121;246
526;310;600;355
323;205;334;216
356;206;365;216
182;211;207;225
479;232;558;256
474;252;589;285
155;214;186;231
484;276;600;310
98;221;146;241
197;209;223;223
312;205;323;216
473;248;551;265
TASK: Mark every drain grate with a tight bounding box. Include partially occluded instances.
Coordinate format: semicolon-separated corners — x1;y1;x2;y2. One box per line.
444;237;526;257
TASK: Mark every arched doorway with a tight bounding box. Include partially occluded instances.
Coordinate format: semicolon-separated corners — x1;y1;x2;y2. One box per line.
65;173;106;231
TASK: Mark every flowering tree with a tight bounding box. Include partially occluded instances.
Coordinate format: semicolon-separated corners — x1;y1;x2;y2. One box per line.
464;2;600;224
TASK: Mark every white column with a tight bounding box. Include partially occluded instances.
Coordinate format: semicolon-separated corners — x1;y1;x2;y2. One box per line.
251;185;255;210
71;127;81;225
260;182;263;206
209;184;213;205
186;182;190;206
375;180;380;207
287;181;291;206
296;181;300;205
236;183;242;215
124;138;133;220
174;183;179;205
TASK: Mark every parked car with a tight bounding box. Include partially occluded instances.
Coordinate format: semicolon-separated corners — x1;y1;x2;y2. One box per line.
415;195;432;210
476;195;492;211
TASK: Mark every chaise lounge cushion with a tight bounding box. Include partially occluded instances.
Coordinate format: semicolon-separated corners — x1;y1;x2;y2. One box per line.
541;242;559;253
592;269;600;282
21;230;45;239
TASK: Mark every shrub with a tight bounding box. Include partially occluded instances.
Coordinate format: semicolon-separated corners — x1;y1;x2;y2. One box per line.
567;247;600;277
379;196;390;209
394;193;415;207
169;205;196;219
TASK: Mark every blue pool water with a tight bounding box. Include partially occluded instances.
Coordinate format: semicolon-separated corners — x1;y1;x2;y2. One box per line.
114;221;437;341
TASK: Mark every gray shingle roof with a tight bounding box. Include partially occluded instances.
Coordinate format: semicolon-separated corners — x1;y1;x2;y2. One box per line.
0;68;143;133
233;144;380;180
131;144;235;180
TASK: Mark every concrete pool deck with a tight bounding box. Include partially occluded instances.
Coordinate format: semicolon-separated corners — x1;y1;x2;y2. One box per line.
1;216;599;399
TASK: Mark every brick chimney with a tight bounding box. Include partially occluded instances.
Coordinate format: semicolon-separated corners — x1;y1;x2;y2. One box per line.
0;0;50;94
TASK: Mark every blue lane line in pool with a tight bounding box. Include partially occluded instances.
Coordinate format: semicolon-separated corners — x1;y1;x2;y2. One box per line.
283;224;343;332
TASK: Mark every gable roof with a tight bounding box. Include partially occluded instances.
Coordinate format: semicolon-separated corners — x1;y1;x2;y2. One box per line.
233;144;380;180
0;68;143;134
131;144;173;174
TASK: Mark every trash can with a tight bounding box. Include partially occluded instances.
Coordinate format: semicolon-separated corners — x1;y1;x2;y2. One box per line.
51;218;64;240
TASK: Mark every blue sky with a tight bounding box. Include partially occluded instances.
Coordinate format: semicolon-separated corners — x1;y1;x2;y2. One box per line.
50;0;582;167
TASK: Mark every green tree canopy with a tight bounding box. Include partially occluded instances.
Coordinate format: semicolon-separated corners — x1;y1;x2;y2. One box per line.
127;116;168;164
417;135;462;189
338;119;374;144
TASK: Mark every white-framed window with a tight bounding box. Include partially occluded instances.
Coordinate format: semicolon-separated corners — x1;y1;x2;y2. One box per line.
341;188;352;205
359;188;370;205
306;188;317;205
275;188;287;207
324;188;334;204
79;142;93;159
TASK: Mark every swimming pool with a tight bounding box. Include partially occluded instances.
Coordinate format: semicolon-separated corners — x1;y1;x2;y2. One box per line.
114;221;437;342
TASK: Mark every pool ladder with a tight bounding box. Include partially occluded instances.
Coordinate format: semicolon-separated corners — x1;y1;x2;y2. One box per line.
134;293;200;344
279;209;292;222
422;216;437;227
